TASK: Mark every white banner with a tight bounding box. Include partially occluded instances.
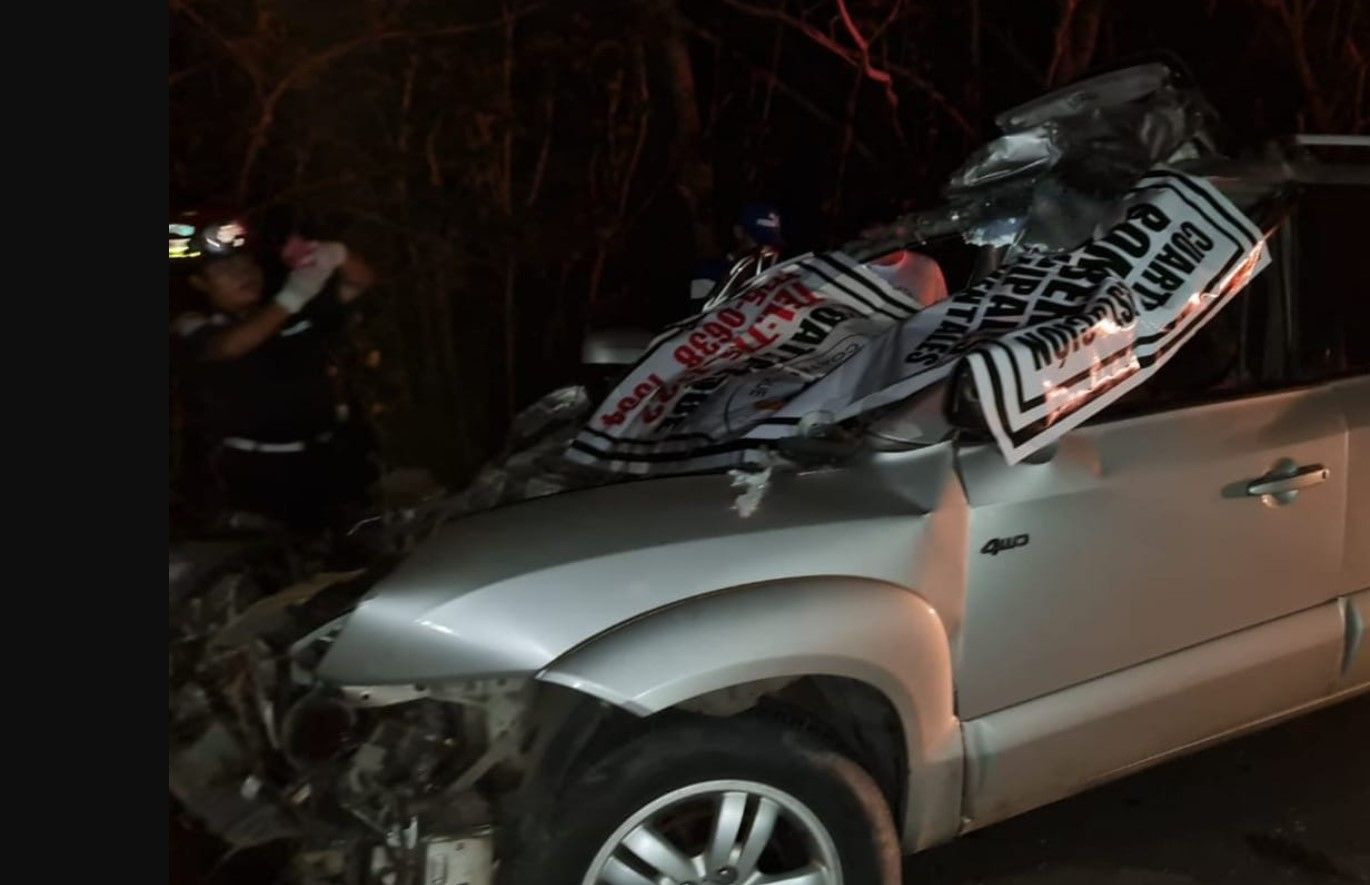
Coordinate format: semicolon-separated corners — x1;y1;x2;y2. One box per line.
568;168;1269;473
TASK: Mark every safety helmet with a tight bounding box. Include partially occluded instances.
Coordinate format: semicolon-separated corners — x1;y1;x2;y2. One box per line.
169;209;251;263
736;201;784;247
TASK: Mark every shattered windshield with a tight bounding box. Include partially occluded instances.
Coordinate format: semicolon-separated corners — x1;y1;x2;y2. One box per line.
565;65;1268;474
432;63;1273;522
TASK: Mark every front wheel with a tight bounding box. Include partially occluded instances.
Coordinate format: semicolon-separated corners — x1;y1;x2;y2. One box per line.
505;718;901;885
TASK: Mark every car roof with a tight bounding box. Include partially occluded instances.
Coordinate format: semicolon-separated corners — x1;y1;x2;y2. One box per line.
1180;135;1370;194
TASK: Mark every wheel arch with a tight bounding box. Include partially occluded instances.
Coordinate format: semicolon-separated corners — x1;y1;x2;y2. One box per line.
535;575;964;851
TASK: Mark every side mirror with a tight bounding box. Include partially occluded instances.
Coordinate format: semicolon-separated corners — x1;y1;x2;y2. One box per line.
947;366;1058;463
945;367;992;439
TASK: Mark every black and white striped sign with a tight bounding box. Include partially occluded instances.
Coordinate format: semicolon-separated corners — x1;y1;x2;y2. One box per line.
962;169;1269;461
567;168;1268;474
566;252;927;473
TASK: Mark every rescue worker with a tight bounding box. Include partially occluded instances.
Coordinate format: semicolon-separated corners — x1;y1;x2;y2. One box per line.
170;210;378;532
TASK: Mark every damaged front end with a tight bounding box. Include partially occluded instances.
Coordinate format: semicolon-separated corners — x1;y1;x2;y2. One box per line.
169;376;637;883
170;558;547;885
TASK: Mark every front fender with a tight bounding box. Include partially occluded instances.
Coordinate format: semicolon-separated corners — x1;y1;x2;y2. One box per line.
536;576;963;851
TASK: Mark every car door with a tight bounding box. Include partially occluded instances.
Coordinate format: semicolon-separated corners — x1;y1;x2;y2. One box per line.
1287;182;1370;686
954;214;1350;717
950;208;1352;825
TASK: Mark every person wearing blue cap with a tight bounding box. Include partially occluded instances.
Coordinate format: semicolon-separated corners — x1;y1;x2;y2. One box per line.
686;201;785;310
734;201;785;252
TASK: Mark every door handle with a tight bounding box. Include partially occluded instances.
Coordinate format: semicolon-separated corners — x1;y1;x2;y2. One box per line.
1244;461;1329;504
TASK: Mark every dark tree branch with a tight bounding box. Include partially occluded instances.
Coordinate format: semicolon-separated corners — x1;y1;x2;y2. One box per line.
524;92;556;208
834;0;899;111
234;5;546;201
685;21;880;163
716;0;973;137
173;2;263;93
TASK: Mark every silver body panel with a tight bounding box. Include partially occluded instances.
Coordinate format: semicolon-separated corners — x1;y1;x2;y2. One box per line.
955;384;1349;717
1336;375;1370;595
1343;589;1370;686
320;444;965;686
319;204;1370;851
540;576;964;849
960;600;1348;828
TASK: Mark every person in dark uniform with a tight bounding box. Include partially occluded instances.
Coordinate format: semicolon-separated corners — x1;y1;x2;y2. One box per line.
686;201;785;313
170;210;378;532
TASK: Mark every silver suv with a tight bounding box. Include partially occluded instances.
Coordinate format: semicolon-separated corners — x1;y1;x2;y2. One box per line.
288;146;1369;884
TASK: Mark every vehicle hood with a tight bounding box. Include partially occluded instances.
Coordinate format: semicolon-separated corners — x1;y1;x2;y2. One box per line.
318;443;963;685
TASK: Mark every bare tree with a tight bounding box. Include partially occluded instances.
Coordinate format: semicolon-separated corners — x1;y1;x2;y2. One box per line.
170;0;1365;498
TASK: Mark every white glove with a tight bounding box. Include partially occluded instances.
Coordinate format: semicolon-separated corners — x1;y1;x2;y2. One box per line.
274;241;349;314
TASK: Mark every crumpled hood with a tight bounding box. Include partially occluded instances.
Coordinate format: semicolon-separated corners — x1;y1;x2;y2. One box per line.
318;444;958;685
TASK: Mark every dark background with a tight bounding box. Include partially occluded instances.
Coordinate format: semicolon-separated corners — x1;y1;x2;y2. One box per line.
169;0;1367;490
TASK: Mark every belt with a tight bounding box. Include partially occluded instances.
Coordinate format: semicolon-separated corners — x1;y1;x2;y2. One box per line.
221;431;333;454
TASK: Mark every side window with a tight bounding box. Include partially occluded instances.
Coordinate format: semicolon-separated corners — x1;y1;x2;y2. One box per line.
1292;185;1370;378
1101;221;1282;420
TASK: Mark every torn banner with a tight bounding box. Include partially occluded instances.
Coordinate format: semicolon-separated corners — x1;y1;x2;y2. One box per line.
567;252;929;472
568;168;1268;473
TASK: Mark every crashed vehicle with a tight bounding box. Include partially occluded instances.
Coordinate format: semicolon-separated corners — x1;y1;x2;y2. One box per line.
170;65;1370;885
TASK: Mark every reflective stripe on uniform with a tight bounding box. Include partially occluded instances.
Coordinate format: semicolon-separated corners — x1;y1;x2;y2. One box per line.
279;318;314;337
172;312;230;337
221;431;332;454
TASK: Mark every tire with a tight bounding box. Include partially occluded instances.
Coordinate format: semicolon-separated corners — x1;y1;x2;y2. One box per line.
503;717;901;885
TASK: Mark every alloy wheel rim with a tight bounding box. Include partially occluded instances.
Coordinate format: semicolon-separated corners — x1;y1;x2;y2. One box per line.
582;778;841;885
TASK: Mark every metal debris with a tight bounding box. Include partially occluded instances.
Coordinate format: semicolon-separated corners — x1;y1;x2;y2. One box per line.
946;62;1218;256
729;465;772;518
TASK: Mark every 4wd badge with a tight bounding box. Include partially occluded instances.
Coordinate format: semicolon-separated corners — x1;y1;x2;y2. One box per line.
980;534;1029;556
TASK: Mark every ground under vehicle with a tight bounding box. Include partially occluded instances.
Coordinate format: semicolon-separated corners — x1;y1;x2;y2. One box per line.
272;140;1370;884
